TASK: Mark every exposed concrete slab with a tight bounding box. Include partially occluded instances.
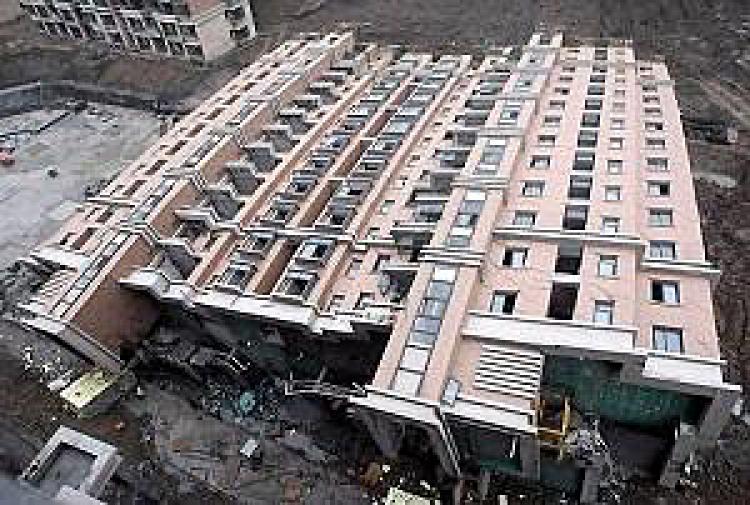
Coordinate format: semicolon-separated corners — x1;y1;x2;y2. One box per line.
0;105;160;268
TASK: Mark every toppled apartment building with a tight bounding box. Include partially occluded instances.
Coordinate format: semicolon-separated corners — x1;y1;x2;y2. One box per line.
17;0;256;61
16;31;741;502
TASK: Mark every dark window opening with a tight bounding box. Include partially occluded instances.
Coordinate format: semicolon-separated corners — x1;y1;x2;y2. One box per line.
568;175;592;199
547;283;579;320
562;205;588;231
573;151;595;171
490;291;517;314
554;242;583;275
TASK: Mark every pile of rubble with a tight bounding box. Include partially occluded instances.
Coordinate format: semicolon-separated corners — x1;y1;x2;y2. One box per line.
0;260;45;316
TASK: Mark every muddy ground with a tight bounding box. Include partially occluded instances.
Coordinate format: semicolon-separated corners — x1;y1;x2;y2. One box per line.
1;0;749;112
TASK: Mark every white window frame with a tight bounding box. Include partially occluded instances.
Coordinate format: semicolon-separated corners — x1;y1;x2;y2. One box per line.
598;255;619;277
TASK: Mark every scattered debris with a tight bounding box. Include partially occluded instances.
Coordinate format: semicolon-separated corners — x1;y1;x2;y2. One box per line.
0;260;46;315
46;369;74;392
683;115;739;144
239;436;260;459
279;430;328;463
59;369;135;418
361;461;384;488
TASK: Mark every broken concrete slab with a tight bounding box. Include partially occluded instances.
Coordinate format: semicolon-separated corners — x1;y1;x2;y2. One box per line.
19;426;121;499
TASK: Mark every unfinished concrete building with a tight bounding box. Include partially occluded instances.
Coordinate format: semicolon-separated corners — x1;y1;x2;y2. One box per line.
18;0;255;61
17;31;740;501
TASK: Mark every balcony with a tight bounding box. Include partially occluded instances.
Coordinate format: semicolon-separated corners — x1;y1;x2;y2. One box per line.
350;156;387;179
273;269;318;302
120;267;194;306
239;232;274;258
414;203;444;223
260;198;298;227
223;0;246;21
395;105;424;123
379;262;418;303
224;160;260;195
476;82;504;96
157;237;200;278
547;282;579;321
309;81;338;105
382;120;413;138
315;205;355;233
278;107;310;135
391;219;436;247
449;126;479;147
553;242;583;276
561;205;588;231
282;175;316;201
243;141;280;172
456;111;489;127
205;180;242;220
317;132;350;155
331;179;371;205
361;92;388;107
339;303;395;328
295;238;335;266
425;162;460;191
368;138;401;158
263;124;295;152
465;96;495;111
174;205;221;229
435;146;470;169
30;246;89;271
321;70;348;85
567;175;592;200
348;103;375;120
293;94;322;111
214;262;256;293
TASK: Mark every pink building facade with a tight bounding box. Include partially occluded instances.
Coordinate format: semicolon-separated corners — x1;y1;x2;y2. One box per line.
19;32;739;502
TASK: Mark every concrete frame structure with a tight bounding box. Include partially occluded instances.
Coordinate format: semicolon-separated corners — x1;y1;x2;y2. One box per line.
18;31;740;502
20;426;121;504
18;0;256;61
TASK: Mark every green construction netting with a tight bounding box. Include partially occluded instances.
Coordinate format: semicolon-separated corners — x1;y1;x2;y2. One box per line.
543;356;706;428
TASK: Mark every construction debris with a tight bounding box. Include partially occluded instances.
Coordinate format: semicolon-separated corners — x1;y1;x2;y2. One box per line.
279;430;328;463
384;487;440;505
57;366;137;418
0;260;45;315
